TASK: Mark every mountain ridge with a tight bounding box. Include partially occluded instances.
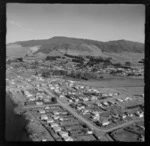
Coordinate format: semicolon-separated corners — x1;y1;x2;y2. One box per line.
7;36;144;57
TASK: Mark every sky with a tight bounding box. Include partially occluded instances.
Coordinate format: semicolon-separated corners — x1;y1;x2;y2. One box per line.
7;4;145;44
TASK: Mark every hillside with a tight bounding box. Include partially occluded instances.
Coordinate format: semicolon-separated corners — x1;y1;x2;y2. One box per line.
7;36;144;58
6;43;30;57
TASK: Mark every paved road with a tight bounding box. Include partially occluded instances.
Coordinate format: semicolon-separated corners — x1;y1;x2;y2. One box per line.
7;72;144;138
42;87;105;135
102;118;142;132
7;77;143;134
43;87;143;134
25;103;60;110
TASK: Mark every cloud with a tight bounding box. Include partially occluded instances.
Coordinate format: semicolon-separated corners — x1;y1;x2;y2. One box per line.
8;20;34;33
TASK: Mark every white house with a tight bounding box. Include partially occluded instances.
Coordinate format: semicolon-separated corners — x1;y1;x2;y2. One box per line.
40;115;48;120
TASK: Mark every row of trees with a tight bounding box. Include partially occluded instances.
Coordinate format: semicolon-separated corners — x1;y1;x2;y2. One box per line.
64;54;83;60
6;58;23;64
138;59;144;64
41;68;101;80
67;70;99;80
41;69;67;78
45;56;61;61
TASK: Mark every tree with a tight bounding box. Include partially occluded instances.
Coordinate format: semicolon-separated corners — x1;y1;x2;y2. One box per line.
17;58;23;62
92;67;97;73
82;124;88;128
107;57;113;61
125;61;131;66
42;71;50;78
114;63;122;68
6;60;11;64
138;59;144;64
51;97;57;103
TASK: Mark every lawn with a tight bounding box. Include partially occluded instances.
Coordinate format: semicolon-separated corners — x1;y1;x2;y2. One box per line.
111;130;139;142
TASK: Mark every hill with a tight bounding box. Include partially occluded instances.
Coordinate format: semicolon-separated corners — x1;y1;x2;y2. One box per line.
6;43;30;57
7;36;144;58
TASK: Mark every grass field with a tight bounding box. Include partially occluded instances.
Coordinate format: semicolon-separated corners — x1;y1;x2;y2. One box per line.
78;78;144;88
104;52;144;67
116;87;144;95
111;129;139;142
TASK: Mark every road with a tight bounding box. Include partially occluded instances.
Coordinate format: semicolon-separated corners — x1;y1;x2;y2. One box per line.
43;87;105;135
7;75;143;133
102;118;142;132
7;71;144;139
25;103;60;110
43;87;143;133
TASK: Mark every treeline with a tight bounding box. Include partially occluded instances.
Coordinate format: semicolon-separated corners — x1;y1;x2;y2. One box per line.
72;58;84;64
41;69;102;80
67;70;99;80
41;69;67;78
138;59;144;64
6;58;23;64
87;57;112;66
45;56;61;61
64;54;83;59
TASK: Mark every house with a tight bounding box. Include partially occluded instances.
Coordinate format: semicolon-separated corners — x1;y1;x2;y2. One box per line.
63;136;74;141
26;94;33;97
122;114;127;119
41;139;47;141
128;113;133;117
36;101;43;105
53;115;60;120
102;93;107;97
102;120;110;126
82;110;89;115
29;98;36;101
87;131;93;134
77;106;85;110
59;117;64;121
139;113;144;118
45;106;50;110
103;102;108;106
92;111;100;121
53;111;60;115
83;98;89;102
58;131;68;137
117;98;124;102
47;118;54;123
40;115;48;120
60;95;65;98
108;93;113;97
91;96;97;100
97;103;103;107
53;126;61;132
136;111;144;118
125;97;132;101
39;109;46;114
75;99;79;102
68;99;73;102
100;117;110;126
75;135;96;141
50;123;59;127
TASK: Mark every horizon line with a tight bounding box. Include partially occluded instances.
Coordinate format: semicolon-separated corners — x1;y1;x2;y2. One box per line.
6;36;145;45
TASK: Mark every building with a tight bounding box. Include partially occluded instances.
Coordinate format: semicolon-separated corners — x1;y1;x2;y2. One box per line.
39;109;46;114
40;115;48;120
